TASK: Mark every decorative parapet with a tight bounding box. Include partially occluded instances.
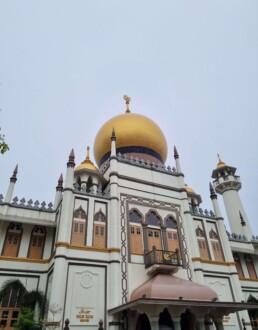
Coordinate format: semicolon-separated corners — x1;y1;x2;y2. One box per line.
115;153;178;175
73;183;110;198
251;235;258;243
226;231;248;242
0;195;54;212
190;206;215;218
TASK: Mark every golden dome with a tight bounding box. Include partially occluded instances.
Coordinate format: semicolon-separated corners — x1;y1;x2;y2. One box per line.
185;184;195;193
216;154;226;168
75;147;99;172
94;103;168;166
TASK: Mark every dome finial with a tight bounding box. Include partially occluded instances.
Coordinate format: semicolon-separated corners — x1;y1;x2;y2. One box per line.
86;146;90;160
217;153;226;168
123;95;131;113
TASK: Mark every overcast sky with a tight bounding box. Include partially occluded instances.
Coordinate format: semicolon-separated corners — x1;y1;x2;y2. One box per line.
1;1;258;234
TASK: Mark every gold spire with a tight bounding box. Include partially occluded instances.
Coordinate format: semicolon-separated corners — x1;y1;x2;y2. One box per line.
123;95;131;113
75;146;99;172
86;146;90;160
217;154;226;168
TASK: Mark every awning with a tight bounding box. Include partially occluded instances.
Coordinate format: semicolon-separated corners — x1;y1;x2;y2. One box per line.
109;297;258;315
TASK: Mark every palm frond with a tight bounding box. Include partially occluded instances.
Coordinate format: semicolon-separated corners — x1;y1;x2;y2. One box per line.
0;279;27;305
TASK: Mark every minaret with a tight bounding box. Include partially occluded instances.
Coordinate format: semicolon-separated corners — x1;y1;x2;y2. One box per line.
4;165;18;204
209;182;223;219
174;146;182;174
209;182;233;261
49;150;75;323
54;173;63;209
211;155;252;239
111;127;116;157
107;103;121;310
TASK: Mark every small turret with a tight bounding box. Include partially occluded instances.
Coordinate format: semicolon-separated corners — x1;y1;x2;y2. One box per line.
209;182;223;219
211;155;252;239
209;182;217;200
64;149;75;189
67;149;75;168
174;146;182;173
54;173;63;209
4;165;18;203
185;184;202;210
111;127;117;157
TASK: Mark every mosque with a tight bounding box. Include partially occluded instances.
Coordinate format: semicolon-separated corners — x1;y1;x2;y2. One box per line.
0;96;258;330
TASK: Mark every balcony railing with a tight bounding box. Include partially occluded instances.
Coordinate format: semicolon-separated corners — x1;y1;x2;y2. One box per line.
144;247;182;269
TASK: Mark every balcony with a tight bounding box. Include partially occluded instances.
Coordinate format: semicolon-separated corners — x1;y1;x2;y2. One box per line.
144;247;182;275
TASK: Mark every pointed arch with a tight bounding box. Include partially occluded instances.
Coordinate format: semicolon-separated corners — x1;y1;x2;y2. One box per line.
136;313;151;330
129;209;143;254
165;216;181;257
209;229;224;262
245;254;257;279
196;226;210;260
165;216;177;229
146;210;161;226
76;176;82;190
129;209;143;224
233;253;244;278
71;206;87;246
159;308;174;329
2;223;22;257
28;226;46;259
86;176;93;192
93;209;106;248
146;210;162;251
73;206;87;219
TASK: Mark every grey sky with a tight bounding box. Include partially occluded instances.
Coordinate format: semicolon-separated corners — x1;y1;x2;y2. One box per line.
1;1;258;233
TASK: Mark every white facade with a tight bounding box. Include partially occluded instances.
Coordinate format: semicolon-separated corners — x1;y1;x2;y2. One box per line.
1;106;258;330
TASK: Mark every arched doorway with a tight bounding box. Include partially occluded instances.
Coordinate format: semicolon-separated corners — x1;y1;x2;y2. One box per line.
159;308;174;329
247;295;258;328
136;313;151;330
180;309;197;330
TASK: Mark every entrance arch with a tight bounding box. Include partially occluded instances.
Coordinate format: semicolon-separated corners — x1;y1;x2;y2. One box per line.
136;313;151;330
159;308;174;329
180;309;197;330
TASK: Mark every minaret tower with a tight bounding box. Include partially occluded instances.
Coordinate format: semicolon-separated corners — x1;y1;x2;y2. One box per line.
211;155;252;239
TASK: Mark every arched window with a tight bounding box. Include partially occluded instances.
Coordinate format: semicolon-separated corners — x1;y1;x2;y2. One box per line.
129;210;142;223
233;253;244;278
166;216;180;256
2;223;22;257
0;287;20;328
136;313;151;330
93;209;106;248
147;211;162;251
245;254;257;279
159;308;174;329
209;229;224;262
86;176;93;192
71;206;87;245
129;209;143;254
76;177;81;190
196;226;210;260
147;211;161;226
28;226;46;259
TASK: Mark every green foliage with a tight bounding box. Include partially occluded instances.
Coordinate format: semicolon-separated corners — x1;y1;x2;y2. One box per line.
0;279;46;318
13;309;42;330
0;279;27;307
0;129;9;154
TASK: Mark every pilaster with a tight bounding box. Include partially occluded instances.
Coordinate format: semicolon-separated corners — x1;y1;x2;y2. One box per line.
57;149;75;243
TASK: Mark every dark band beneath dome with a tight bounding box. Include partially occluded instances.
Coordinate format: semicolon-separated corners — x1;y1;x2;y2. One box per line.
99;146;164;166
